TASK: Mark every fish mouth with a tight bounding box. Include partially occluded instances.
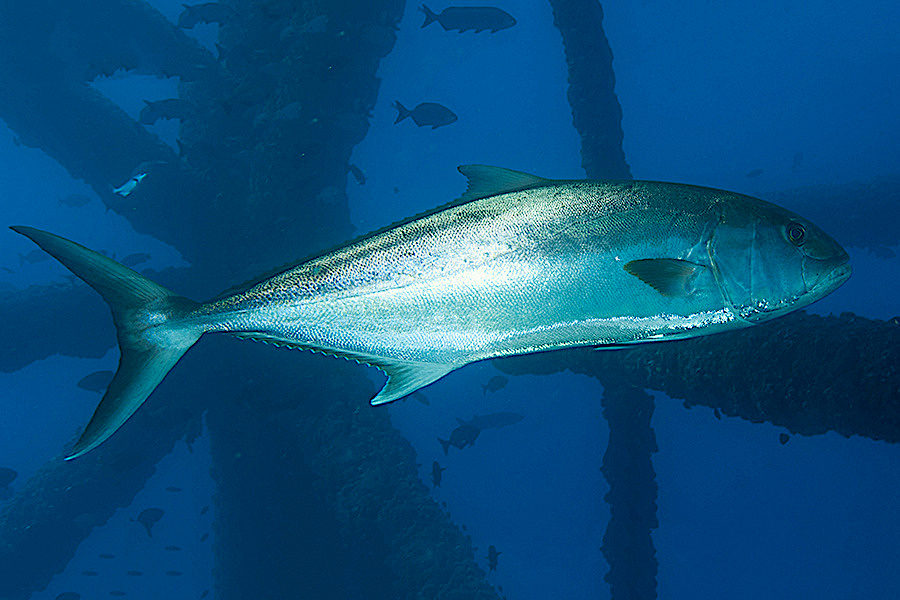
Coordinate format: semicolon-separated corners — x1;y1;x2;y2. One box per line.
811;260;852;296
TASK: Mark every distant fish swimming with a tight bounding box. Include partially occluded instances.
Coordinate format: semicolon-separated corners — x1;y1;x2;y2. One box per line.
77;370;115;393
438;421;480;455
18;249;51;266
59;193;92;208
463;412;523;430
113;173;146;197
431;461;446;488
134;508;164;537
487;544;501;571
139;99;196;125
178;2;236;29
121;252;151;268
437;412;523;454
11;165;850;459
393;101;457;129
420;5;517;33
0;467;17;500
481;375;508;394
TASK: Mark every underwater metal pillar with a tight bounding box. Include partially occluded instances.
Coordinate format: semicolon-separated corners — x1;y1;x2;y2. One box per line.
0;352;208;600
204;340;501;600
548;2;651;597
600;383;659;599
494;311;900;443
547;0;631;180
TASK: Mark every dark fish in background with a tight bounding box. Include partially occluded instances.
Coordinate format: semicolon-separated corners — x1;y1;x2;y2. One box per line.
438;421;480;455
481;375;508;394
134;508;164;537
779;433;790;445
59;193;92;208
348;164;366;185
165;486;182;493
19;249;51;266
0;467;17;500
139;99;196;125
437;412;522;454
410;391;430;405
200;533;209;541
77;370;115;393
200;591;210;599
178;2;236;28
420;5;517;33
462;412;523;430
121;253;151;267
431;461;446;488
55;594;81;600
126;571;143;576
393;101;457;129
487;545;501;571
791;151;804;172
81;570;99;576
0;467;17;487
200;505;210;515
745;168;764;178
165;545;182;551
869;245;896;259
98;553;115;559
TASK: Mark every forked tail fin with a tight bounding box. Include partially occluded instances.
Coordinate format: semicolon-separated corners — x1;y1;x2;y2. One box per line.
392;101;412;124
11;226;202;460
419;5;439;28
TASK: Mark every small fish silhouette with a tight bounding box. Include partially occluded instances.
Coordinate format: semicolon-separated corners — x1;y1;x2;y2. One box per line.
487;545;501;571
134;508;164;537
76;370;114;393
419;5;516;33
431;461;447;488
393;101;457;129
59;194;92;208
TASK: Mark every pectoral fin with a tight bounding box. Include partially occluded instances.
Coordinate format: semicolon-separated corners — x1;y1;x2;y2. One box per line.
624;258;706;297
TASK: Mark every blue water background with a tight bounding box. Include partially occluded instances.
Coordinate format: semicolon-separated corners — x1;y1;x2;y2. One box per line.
1;1;898;599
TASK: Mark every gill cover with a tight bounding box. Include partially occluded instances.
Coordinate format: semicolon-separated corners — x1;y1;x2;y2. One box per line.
709;200;850;322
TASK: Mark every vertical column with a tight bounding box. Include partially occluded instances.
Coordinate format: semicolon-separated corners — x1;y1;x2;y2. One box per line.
547;0;632;180
600;383;659;599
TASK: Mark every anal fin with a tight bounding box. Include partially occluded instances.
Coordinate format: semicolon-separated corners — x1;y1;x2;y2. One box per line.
228;332;456;405
369;359;457;405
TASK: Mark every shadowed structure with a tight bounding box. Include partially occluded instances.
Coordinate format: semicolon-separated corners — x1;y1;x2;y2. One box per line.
0;1;895;600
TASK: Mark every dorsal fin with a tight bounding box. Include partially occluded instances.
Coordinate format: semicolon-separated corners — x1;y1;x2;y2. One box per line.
456;165;554;202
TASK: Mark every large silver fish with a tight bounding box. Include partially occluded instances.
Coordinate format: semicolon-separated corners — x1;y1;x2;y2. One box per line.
12;165;851;459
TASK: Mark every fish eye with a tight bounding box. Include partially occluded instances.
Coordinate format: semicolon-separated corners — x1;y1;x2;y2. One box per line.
786;222;806;245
